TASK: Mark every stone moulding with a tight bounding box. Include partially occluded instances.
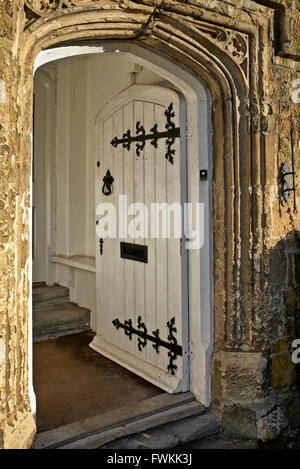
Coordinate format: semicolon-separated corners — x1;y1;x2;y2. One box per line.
184;21;249;80
24;0;114;25
25;0;100;15
140;11;251;88
23;2;250;83
23;1;300;62
23;0;155;29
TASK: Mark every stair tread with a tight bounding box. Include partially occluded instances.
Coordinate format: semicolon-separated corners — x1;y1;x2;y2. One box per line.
33;285;69;302
33;297;72;311
33;305;90;327
34;303;89;313
33;327;91;342
33;284;91;342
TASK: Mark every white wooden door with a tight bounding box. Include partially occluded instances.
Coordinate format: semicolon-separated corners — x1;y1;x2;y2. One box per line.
91;85;188;393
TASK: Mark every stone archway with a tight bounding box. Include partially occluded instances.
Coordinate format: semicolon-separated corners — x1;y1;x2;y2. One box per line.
0;1;276;448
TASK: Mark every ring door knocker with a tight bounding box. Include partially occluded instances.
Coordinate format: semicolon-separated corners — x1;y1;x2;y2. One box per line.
102;170;114;196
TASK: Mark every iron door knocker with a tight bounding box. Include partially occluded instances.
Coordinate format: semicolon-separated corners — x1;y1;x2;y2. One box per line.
102;170;114;196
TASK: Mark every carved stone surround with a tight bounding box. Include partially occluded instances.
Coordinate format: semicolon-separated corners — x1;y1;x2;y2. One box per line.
25;0;99;14
24;0;106;22
20;0;259;353
186;20;249;79
24;1;250;82
23;0;300;63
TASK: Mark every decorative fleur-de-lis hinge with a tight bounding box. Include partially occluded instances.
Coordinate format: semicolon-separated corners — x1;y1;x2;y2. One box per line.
112;315;182;375
111;103;180;164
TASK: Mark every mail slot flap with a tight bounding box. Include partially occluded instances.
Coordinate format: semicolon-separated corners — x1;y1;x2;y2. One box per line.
120;242;148;263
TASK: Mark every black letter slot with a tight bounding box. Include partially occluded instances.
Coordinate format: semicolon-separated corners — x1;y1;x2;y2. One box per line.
120;242;148;263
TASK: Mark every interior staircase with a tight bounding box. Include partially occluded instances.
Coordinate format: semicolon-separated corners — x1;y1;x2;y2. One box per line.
33;284;91;342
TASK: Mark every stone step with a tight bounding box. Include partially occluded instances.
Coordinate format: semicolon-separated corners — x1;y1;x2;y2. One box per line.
178;434;259;449
35;392;196;449
33;285;70;305
59;405;219;450
96;409;219;450
34;297;72;313
34;392;219;449
33;305;90;342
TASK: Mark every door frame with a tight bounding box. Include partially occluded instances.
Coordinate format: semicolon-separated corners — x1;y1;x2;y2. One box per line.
32;41;213;408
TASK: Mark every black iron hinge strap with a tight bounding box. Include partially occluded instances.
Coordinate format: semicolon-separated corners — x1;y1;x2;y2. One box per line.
112;315;182;375
112;317;182;355
111;103;180;164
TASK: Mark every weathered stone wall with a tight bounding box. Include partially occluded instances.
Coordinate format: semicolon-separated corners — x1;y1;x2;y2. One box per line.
0;0;299;448
0;0;36;449
211;0;300;447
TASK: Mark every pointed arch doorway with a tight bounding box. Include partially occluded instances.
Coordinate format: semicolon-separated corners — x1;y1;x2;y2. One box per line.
31;43;213;423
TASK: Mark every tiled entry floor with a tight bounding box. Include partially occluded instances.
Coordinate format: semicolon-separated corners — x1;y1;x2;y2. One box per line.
34;331;163;433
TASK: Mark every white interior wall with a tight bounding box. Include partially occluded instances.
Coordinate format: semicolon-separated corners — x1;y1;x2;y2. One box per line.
33;65;57;287
52;55;167;328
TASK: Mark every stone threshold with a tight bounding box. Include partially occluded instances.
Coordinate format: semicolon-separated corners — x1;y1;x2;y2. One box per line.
34;392;217;449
